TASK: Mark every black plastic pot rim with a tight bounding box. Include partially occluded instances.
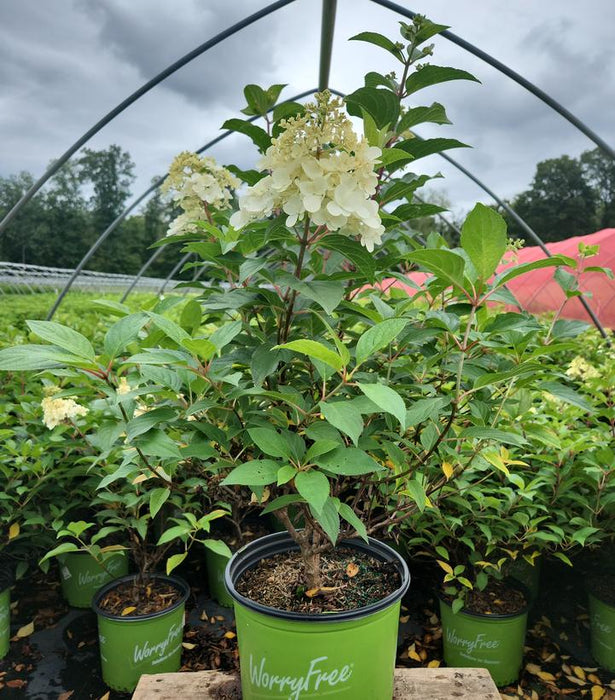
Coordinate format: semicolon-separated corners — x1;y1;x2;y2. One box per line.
92;573;189;622
438;584;530;621
224;531;410;623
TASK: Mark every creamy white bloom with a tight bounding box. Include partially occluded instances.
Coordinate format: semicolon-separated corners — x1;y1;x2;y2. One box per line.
41;396;88;429
163;152;240;236
565;356;600;380
230;91;384;251
116;377;132;395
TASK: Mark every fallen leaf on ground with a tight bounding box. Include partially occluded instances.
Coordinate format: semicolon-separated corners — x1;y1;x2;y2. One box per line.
16;621;34;638
121;606;136;616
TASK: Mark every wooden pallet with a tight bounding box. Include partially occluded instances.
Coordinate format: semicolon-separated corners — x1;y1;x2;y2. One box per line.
132;667;501;699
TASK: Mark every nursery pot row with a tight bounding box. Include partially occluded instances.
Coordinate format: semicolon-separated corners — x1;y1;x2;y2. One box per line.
0;587;9;660
224;532;410;700
589;591;615;672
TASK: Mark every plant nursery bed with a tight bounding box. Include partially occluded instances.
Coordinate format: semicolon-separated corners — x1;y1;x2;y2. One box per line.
1;557;615;699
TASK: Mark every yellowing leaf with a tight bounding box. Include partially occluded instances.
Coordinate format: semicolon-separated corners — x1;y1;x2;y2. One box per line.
182;642;197;650
305;588;320;598
572;665;586;681
16;621;34;638
537;671;556;682
436;560;453;575
407;643;421;662
8;523;19;540
346;562;359;578
121;606;136;616
427;659;441;668
591;687;605;700
99;693;110;700
132;473;149;484
441;461;454;480
399;615;409;623
224;631;236;639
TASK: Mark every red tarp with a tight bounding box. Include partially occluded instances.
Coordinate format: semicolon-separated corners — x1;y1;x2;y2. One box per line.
378;228;615;328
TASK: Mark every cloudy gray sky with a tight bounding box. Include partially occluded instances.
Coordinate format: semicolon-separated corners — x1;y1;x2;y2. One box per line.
2;0;614;223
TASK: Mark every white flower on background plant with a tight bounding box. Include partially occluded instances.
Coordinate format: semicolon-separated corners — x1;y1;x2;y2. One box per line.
565;356;600;380
41;396;88;429
163;152;240;236
230;91;384;251
116;377;132;395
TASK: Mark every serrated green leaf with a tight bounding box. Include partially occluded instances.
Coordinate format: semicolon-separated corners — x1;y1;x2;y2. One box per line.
149;487;171;518
221;460;280;486
318;402;363;446
460;203;507;280
355;318;408;367
27;320;96;361
405;65;479;95
315;447;382;475
295;470;329;514
276;340;343;372
357;382;406;429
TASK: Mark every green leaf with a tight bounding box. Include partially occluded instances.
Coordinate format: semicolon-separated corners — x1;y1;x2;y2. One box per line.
319;235;377;283
277;465;297;486
396;137;469;162
406;397;450;427
315;447;383;475
403;479;428;513
104;313;148;359
355;318;408;367
281;277;345;315
182;338;217;362
345;86;400;129
318;402;363;447
295;470;329;514
179;300;202;334
248;427;304;460
460;203;507;280
39;542;80;564
492;255;576;288
126;407;177;440
243;84;271;115
166;552;187;575
202;539;232;558
461;427;526;447
276;340;343;372
398;102;451;131
221;460;280;486
305;440;340;461
210;321;243;351
250;344;281;387
406;249;467;293
222;118;271;152
392;202;447;221
147;312;190;346
357;382;406;429
349;31;403;61
157;525;191;546
149;487;171;518
338;503;368;542
311;498;340;545
27;320;96;361
404;65;479;95
135;430;183;460
0;345;87;370
262;494;306;515
540;381;594;412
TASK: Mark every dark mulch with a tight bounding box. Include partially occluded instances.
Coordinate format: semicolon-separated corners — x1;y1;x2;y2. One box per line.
235;547;401;613
97;579;181;617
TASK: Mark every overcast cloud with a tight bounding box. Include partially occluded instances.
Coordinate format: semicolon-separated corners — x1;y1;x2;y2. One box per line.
1;0;614;226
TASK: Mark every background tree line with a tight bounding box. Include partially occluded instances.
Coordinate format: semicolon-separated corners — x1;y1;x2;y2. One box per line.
0;145;181;276
415;147;615;247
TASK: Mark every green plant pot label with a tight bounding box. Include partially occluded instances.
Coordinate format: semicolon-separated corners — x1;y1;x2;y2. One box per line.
589;592;615;672
0;588;10;660
93;575;189;693
206;548;233;608
234;599;401;699
59;550;128;608
439;598;527;687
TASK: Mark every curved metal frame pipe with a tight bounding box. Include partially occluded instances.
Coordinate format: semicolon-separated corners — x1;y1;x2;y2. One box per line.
0;0;298;237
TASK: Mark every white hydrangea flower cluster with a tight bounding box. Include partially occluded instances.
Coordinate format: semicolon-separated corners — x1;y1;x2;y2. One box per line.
41;396;88;429
163;152;240;236
565;356;600;380
116;377;132;395
229;92;385;252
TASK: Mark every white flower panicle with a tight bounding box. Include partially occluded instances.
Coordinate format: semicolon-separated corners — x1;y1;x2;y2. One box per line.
163;152;240;236
565;356;600;380
116;377;132;395
41;396;88;429
230;92;385;252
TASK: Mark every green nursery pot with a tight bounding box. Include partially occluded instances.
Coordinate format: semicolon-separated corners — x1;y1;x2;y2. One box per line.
0;587;10;659
225;532;410;700
589;592;615;671
59;550;129;608
92;573;189;693
439;594;528;687
205;547;233;608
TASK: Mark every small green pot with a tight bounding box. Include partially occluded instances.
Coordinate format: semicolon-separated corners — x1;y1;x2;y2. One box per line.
205;548;233;608
225;532;410;699
439;595;528;687
92;573;189;693
589;591;615;671
58;550;129;608
0;587;10;659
